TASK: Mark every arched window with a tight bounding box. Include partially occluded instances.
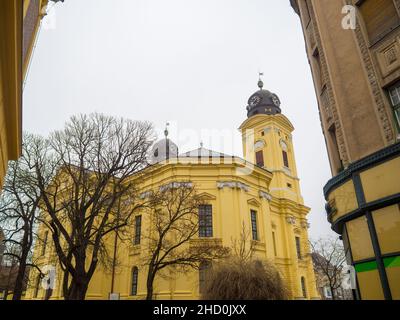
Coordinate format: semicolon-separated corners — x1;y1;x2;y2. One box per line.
301;276;307;298
199;261;211;294
131;267;138;296
280;140;289;168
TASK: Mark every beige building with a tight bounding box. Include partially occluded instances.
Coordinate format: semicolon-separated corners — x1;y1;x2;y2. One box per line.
290;0;400;300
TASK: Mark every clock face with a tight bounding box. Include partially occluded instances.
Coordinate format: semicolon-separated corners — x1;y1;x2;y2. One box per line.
249;95;261;107
272;94;281;107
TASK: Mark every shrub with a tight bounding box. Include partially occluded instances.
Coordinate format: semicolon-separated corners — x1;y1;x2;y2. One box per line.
202;258;289;300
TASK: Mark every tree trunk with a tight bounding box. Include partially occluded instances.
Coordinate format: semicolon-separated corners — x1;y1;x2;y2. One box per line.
330;285;336;300
12;259;27;300
65;277;89;300
12;235;30;300
146;270;155;300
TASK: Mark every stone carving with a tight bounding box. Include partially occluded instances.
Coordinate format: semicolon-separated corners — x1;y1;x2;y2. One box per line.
301;220;310;229
159;182;193;192
259;191;272;201
217;181;249;192
139;191;153;200
286;216;296;225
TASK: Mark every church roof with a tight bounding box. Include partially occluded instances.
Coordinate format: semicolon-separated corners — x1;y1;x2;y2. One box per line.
179;147;232;158
246;78;282;118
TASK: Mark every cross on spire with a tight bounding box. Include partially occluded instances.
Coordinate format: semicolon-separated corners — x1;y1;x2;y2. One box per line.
258;72;264;90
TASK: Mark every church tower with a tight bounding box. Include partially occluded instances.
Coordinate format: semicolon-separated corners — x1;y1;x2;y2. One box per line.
239;77;304;204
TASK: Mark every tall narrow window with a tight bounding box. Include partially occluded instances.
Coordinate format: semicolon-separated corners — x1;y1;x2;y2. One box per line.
41;231;48;256
282;151;289;168
33;275;41;298
199;261;211;294
272;232;277;257
251;210;258;241
301;276;307;298
295;236;302;259
134;215;142;245
131;267;138;296
328;125;343;174
199;205;213;238
255;150;264;167
388;82;400;132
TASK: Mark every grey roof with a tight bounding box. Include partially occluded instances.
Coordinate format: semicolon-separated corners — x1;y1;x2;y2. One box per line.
246;89;282;117
179;147;233;158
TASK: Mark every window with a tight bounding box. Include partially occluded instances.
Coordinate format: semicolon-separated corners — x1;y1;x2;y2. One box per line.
199;205;213;238
33;276;41;298
131;267;138;296
282;151;289;168
199;261;211;294
388;82;400;132
134;215;142;245
251;210;258;241
301;276;307;298
295;236;301;259
358;0;400;44
255;150;264;167
41;231;48;256
272;232;277;257
328;125;344;174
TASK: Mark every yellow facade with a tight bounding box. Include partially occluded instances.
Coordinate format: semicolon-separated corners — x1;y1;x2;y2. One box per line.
25;90;319;300
0;0;49;188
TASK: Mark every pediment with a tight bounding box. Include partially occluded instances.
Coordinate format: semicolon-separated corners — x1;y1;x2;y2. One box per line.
247;198;261;207
198;192;217;201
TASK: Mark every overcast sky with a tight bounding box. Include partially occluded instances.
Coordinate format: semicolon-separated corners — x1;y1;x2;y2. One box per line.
23;0;335;239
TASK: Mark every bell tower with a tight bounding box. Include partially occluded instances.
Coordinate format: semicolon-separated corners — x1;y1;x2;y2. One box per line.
239;78;304;204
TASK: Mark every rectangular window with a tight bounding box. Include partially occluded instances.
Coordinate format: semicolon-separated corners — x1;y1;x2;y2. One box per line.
255;150;264;167
199;205;213;238
134;215;142;245
33;276;40;298
272;231;277;257
295;236;302;259
251;210;258;241
41;231;48;256
388;83;400;132
282;151;289;168
358;0;400;44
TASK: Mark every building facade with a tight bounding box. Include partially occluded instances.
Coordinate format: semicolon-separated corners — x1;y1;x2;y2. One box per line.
25;83;320;300
290;0;400;300
0;0;50;188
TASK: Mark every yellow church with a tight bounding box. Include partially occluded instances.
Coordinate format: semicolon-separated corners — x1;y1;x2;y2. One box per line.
26;79;319;300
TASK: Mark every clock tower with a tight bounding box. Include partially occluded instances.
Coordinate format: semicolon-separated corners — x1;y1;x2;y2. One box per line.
240;79;304;204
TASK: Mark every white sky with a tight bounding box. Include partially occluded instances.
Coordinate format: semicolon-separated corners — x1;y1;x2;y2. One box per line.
23;0;336;239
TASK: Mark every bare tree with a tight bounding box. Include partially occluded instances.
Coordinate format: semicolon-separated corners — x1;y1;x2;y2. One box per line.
143;185;229;300
0;134;48;300
31;113;154;300
310;236;347;300
231;221;255;263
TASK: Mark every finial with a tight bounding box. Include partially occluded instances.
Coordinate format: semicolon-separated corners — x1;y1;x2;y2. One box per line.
200;141;204;148
258;72;264;90
164;122;170;138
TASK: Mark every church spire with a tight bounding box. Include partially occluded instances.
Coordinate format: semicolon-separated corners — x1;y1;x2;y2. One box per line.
258;72;264;90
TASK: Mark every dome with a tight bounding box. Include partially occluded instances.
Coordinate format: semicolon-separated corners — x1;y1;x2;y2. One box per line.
150;138;178;164
246;80;282;118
